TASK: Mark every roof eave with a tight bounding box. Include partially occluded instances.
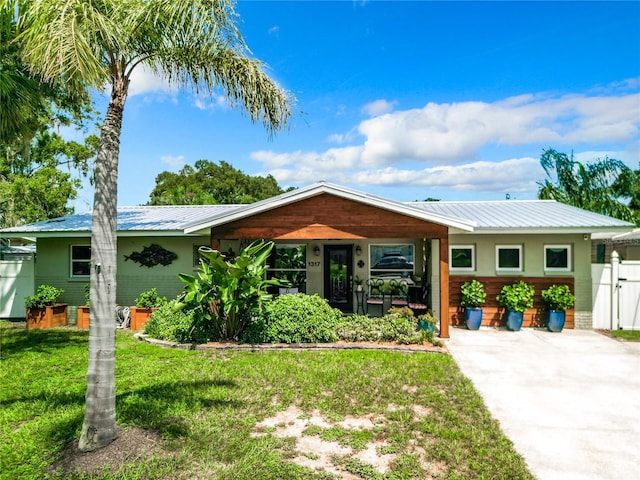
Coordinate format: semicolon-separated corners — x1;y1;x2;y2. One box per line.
184;182;476;234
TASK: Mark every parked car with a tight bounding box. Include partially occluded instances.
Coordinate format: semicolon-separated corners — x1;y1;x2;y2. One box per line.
372;254;413;270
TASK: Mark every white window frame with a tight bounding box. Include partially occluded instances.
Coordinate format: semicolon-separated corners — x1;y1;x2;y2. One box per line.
544;244;572;272
496;245;523;272
449;244;475;272
70;245;91;278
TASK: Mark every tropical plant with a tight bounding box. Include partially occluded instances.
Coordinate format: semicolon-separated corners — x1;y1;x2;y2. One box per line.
134;288;167;309
460;280;486;308
177;240;279;342
541;285;575;312
25;285;64;308
0;7;97;229
496;281;535;313
537;149;636;224
15;0;292;451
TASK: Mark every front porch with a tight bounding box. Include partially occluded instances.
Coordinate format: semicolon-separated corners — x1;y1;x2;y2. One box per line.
201;192;456;338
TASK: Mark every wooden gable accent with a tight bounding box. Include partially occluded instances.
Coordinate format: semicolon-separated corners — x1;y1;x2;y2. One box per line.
210;193;448;240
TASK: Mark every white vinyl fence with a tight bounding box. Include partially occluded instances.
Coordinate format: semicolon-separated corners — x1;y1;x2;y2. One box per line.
0;258;35;318
592;253;640;330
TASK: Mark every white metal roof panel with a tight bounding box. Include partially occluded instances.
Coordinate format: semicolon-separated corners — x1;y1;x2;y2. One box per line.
0;205;241;235
407;200;634;231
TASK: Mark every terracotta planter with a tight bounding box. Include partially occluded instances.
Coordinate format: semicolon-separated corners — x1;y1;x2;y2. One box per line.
26;304;68;329
77;306;90;329
130;307;157;330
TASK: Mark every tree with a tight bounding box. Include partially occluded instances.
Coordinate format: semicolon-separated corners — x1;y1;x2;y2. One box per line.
612;166;640;226
537;149;636;224
148;160;292;205
15;0;292;451
1;5;97;228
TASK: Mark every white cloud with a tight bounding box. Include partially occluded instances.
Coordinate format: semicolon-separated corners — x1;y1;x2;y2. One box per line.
356;92;639;166
160;155;186;169
251;85;639;198
268;25;280;35
361;99;396;116
128;65;178;97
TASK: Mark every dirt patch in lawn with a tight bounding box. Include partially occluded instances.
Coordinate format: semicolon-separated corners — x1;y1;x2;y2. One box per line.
252;403;442;478
48;426;169;477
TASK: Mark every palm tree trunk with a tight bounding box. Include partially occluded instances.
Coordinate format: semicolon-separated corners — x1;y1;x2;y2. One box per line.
79;78;128;451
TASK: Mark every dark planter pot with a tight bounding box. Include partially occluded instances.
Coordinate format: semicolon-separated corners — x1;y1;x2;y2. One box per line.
506;310;523;331
547;310;566;332
465;307;483;330
418;319;436;332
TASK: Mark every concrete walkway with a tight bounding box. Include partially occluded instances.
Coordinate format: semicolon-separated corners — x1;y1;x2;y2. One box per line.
446;327;640;480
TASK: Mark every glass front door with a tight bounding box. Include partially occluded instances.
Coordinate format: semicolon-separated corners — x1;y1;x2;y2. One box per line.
324;245;353;312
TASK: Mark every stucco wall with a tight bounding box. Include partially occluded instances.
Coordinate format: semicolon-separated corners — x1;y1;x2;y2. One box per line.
35;236;208;313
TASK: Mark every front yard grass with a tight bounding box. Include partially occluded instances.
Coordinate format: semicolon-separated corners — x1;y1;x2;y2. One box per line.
611;329;640;341
0;322;534;479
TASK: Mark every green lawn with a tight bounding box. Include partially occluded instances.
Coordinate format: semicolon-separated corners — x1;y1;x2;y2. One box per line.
611;329;640;341
0;322;534;480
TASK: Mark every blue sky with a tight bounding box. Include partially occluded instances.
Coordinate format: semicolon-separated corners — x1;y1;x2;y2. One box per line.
74;1;640;210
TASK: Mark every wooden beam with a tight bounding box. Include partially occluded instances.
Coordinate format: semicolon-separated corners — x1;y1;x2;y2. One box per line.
439;236;450;339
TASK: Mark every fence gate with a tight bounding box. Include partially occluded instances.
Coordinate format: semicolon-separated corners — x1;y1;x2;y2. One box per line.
611;253;640;330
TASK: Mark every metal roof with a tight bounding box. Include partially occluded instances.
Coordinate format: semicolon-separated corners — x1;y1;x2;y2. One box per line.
0;205;241;237
1;188;634;238
408;200;634;233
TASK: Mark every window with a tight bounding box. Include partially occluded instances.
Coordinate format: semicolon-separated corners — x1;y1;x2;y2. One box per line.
268;244;307;293
496;245;522;272
544;245;571;272
70;245;91;277
450;245;475;271
369;244;415;280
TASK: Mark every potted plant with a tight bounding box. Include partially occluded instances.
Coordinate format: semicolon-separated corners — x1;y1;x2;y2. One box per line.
354;275;364;292
460;279;486;330
130;288;166;330
25;285;68;329
541;284;575;332
496;280;535;331
77;283;91;329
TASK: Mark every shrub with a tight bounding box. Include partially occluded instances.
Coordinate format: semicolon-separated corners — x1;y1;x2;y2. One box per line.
242;294;343;344
496;281;535;313
460;280;486;308
541;284;575;311
134;288;167;308
336;312;431;345
143;301;203;343
25;285;64;308
83;283;91;306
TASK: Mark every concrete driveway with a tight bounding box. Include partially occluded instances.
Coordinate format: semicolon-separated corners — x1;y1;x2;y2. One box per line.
445;327;640;480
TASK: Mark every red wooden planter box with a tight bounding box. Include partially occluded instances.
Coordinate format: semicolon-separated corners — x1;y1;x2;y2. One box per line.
26;304;68;329
77;306;90;329
130;307;157;330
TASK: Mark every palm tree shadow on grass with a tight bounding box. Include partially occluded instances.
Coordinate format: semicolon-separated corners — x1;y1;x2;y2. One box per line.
116;379;240;438
9;379;240;455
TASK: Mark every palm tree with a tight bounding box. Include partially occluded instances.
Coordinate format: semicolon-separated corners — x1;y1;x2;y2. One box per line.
537;149;635;223
15;0;292;451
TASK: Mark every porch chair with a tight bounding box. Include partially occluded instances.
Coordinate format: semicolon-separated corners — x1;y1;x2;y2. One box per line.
365;278;385;315
408;282;429;316
389;279;409;308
